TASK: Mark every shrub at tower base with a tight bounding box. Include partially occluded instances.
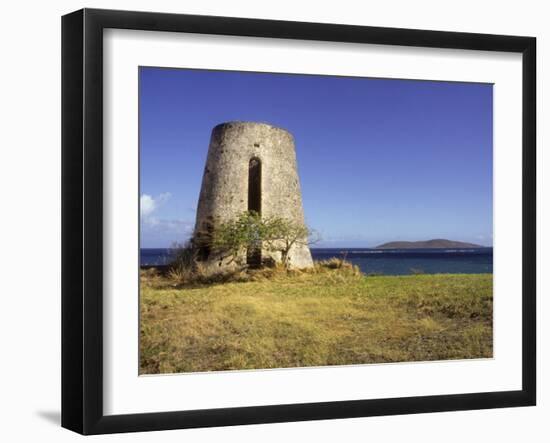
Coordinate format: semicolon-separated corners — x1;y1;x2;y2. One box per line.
208;211;313;270
168;211;316;282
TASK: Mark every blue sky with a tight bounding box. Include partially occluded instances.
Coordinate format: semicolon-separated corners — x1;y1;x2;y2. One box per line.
139;67;493;248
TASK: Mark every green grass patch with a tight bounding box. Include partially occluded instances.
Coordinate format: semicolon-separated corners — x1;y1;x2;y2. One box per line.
140;267;493;374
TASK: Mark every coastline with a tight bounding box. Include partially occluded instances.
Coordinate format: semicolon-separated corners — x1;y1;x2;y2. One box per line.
139;247;494;276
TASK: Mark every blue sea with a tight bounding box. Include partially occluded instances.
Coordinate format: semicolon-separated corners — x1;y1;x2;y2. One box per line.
140;247;493;276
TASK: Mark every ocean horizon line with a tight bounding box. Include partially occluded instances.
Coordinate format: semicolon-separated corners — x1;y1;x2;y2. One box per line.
140;246;494;250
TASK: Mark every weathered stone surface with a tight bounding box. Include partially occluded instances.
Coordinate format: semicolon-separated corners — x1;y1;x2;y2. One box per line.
193;121;313;273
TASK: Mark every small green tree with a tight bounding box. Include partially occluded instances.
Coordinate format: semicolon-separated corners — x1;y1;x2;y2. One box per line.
211;211;264;265
210;211;317;269
262;217;313;267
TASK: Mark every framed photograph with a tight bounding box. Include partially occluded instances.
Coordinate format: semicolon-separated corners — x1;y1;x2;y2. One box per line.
61;8;536;435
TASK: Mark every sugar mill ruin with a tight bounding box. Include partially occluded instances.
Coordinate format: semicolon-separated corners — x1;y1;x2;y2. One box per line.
192;121;313;273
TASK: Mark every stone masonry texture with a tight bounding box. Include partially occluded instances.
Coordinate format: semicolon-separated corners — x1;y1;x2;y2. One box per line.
193;121;314;273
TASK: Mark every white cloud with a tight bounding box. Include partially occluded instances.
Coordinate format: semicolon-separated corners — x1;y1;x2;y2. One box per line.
140;192;172;218
140;194;156;217
144;218;194;233
140;217;195;246
140;192;195;245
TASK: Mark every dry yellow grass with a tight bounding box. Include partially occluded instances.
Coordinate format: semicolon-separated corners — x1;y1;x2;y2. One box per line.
140;265;492;374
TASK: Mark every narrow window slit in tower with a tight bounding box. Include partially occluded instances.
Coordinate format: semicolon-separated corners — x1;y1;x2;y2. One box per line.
247;157;262;268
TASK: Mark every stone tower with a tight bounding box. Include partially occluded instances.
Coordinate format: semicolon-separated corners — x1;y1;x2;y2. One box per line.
193;121;313;273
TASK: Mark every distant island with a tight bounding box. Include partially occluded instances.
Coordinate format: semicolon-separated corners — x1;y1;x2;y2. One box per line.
375;239;486;249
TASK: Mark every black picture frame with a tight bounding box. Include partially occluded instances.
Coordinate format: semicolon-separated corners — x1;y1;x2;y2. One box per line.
62;8;536;435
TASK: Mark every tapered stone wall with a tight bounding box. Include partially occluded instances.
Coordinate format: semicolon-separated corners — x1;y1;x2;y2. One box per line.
193;121;313;272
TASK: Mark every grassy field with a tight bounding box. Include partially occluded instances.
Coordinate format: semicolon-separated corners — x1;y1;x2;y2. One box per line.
140;264;493;374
